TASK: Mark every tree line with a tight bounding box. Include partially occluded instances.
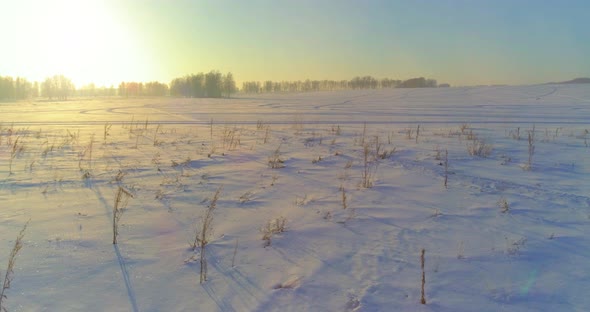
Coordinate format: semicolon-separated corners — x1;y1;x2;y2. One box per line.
242;76;440;93
1;75;176;100
0;76;38;100
169;71;236;98
1;75;75;100
1;72;445;101
118;81;169;97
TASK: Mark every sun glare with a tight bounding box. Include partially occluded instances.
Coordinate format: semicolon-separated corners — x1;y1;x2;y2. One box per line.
24;0;148;87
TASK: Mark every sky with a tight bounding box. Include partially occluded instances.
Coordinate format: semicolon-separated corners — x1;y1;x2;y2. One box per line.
0;0;589;87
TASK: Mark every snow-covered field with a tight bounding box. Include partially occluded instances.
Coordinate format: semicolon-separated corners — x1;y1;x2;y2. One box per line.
1;84;589;311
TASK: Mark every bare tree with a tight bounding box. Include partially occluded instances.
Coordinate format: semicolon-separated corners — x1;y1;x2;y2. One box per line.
42;75;74;100
223;72;236;98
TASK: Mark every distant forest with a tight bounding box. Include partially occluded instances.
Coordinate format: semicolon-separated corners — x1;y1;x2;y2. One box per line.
241;76;439;93
0;72;444;101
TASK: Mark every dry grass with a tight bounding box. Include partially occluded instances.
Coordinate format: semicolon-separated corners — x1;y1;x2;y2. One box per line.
420;249;426;305
8;137;23;175
256;120;266;130
292;115;304;134
113;187;133;244
509;127;521;140
331;124;341;135
192;186;223;283
0;220;29;312
222;126;241;150
268;145;285;169
78;135;95;172
498;197;510;213
466;129;477;141
378;146;396;160
505;237;527;256
457;241;465;259
153;124;162;146
434;145;443;160
525;125;536;170
261;217;287;247
405;128;413;140
113;170;127;183
460;123;470;135
270;174;279;186
103;122;112;145
231;238;239;268
263;126;271;144
443;149;449;188
361;144;377;188
467;138;493;157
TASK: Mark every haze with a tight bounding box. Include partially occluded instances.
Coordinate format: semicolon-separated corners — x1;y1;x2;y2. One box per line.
1;0;589;86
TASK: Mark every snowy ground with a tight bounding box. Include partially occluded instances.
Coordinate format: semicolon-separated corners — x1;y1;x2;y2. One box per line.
1;84;589;311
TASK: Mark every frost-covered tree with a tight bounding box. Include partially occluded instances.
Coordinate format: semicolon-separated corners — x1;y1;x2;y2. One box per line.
0;76;15;100
242;81;260;93
223;72;236;98
42;75;74;100
205;71;222;98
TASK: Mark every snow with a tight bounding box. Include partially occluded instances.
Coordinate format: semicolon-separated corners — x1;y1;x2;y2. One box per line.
1;84;589;311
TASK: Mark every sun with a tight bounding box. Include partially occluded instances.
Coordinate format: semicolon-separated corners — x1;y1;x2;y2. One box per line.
19;0;150;87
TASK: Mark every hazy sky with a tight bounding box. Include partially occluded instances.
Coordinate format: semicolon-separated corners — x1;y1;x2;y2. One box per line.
1;0;589;87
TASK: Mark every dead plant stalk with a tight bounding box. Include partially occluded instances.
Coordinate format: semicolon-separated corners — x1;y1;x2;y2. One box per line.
193;186;223;283
0;220;29;312
420;249;426;304
113;187;133;244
